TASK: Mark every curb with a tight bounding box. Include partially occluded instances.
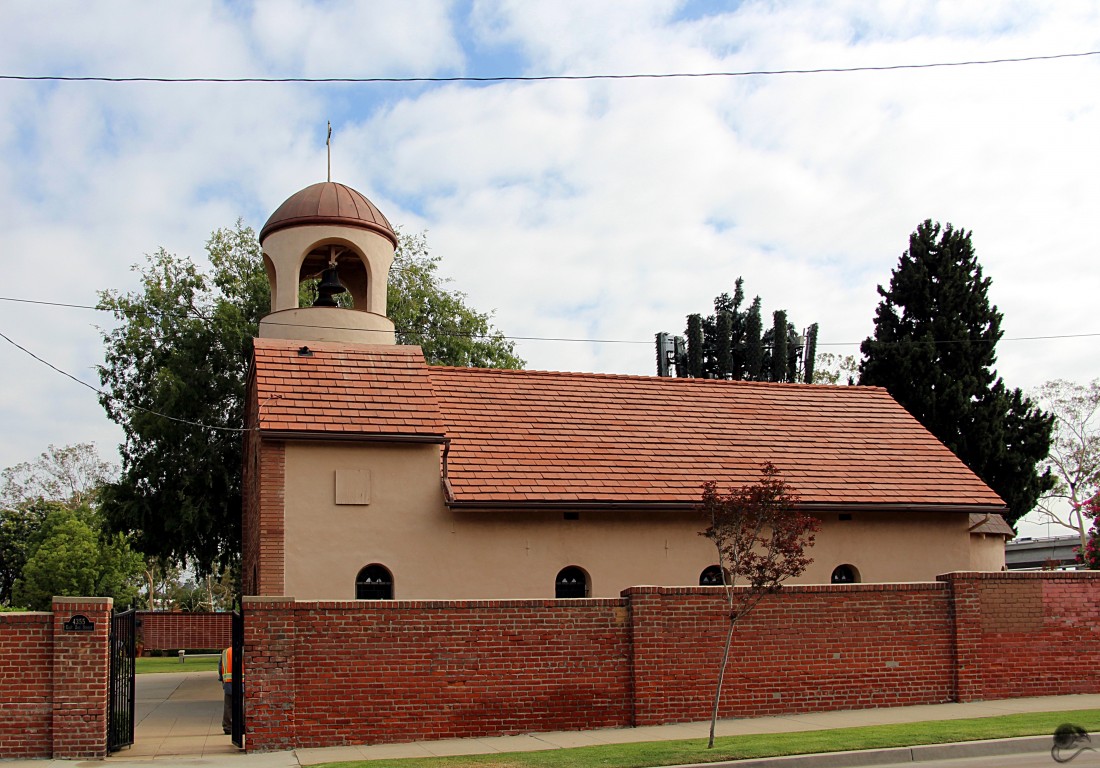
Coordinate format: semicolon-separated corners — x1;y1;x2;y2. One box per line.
670;735;1050;768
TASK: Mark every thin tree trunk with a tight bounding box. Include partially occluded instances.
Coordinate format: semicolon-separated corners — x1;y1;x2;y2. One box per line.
708;616;737;748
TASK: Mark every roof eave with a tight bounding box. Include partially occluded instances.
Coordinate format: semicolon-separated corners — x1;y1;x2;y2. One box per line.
444;498;1008;513
260;429;447;445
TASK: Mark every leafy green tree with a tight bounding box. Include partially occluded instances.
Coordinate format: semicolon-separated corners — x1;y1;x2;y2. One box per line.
98;222;523;573
859;220;1054;524
0;443;117;606
97;224;262;573
0;501;48;606
12;504;142;611
389;231;523;369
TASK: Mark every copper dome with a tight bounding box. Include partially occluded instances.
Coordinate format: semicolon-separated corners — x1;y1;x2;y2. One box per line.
260;182;397;246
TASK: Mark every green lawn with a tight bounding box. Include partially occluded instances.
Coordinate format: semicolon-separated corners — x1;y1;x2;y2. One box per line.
135;654;220;674
318;709;1099;768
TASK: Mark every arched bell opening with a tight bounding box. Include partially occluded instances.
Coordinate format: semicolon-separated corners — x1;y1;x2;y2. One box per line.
262;254;277;313
296;241;374;312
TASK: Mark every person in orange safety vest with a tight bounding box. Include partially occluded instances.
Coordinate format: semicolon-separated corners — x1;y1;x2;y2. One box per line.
218;647;233;735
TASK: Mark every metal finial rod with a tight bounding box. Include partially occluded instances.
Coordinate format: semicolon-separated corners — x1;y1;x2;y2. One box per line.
326;121;332;182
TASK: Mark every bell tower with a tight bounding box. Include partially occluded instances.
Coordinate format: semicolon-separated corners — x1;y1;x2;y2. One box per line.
257;181;398;344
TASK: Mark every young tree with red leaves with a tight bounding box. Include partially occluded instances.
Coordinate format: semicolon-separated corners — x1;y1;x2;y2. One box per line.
700;462;820;748
1077;495;1100;569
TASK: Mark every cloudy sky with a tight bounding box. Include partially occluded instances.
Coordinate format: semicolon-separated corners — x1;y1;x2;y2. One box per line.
0;1;1096;535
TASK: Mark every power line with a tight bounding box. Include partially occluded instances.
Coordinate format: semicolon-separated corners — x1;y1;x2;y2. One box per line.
0;329;247;433
2;294;1099;348
1;51;1097;85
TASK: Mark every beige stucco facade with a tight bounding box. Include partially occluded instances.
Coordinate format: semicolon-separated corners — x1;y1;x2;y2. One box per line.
278;440;987;600
243;180;1008;602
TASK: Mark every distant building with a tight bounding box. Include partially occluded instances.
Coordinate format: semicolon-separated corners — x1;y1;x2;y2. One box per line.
1005;535;1081;571
241;180;1013;601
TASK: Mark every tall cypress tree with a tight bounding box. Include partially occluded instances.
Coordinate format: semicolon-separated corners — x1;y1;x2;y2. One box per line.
770;310;789;382
743;298;764;381
859;220;1053;525
686;314;704;378
803;323;818;384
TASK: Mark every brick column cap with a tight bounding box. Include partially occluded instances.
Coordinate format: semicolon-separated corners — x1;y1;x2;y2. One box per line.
52;596;113;607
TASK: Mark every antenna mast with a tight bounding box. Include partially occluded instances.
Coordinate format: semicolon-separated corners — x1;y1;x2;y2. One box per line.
326;121;332;182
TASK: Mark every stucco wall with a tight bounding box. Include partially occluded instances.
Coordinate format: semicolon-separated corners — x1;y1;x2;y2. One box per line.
278;441;986;600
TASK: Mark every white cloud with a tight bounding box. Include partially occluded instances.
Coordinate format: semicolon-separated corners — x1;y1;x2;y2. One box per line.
0;0;1097;498
250;0;465;76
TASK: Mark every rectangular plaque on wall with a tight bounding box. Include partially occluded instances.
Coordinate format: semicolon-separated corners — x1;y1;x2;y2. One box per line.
63;614;95;632
335;469;371;505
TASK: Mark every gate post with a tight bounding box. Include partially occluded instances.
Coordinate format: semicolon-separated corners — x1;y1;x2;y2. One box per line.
51;597;113;759
242;596;295;751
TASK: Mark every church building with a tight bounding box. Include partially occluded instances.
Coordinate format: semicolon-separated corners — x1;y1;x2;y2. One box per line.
241;180;1011;601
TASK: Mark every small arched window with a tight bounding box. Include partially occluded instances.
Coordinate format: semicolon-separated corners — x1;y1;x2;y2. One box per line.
355;564;394;600
700;565;725;586
831;564;860;584
555;566;590;599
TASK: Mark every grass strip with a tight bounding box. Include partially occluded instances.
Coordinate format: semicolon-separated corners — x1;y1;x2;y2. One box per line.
319;709;1100;768
135;655;220;674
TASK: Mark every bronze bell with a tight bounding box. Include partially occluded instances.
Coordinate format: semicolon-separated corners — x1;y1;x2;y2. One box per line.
312;266;347;307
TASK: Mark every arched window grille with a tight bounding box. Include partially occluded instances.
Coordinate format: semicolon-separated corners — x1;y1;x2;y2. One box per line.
355;564;394;600
555;566;590;599
700;565;725;586
831;564;860;584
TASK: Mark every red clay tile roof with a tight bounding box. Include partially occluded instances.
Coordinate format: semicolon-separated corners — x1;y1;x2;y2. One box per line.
969;512;1015;536
250;338;1005;510
252;338;445;439
427;367;1007;510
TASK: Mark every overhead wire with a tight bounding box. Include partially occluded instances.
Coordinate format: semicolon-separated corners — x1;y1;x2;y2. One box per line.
2;48;1097;427
1;50;1097;84
0;329;248;433
4;301;1096;435
1;294;1098;348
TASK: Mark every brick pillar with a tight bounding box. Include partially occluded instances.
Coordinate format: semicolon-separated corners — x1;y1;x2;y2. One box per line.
243;596;295;752
624;586;662;726
51;597;113;759
940;573;983;702
257;440;286;596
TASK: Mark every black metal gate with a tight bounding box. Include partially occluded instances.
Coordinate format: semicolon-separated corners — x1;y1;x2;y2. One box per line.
107;609;136;753
231;609;244;748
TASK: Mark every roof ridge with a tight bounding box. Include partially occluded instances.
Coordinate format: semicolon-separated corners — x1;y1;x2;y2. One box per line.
428;365;886;393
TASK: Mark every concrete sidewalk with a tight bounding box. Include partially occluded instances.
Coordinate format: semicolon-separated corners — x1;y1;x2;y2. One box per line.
12;671;1096;767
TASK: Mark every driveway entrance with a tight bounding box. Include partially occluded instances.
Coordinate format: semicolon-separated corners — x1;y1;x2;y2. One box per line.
108;670;239;760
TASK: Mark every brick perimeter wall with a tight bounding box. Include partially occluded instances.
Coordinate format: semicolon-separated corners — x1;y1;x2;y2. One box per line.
944;572;1100;700
138;611;232;651
628;583;955;725
245;597;633;750
0;611;53;758
244;572;1100;752
0;598;113;760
